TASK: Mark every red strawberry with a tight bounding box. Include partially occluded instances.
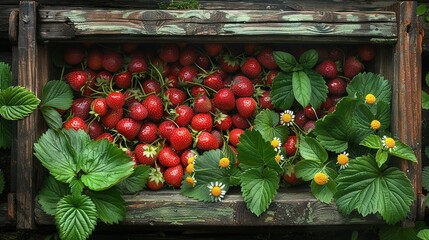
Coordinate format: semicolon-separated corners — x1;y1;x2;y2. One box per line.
159;44;179;63
179;46;198;66
236;97;256;119
164;88;186;107
315;59;338;79
96;71;113;83
128;102;148;121
303;105;321;120
65;70;88;92
303;120;316;133
87;48;103;71
121;43;138;54
231;113;250;129
191;113;213;132
137;122;158;143
294;110;308;129
170;127;192;151
357;44;376;62
204;43;223;57
284;135;297;157
190;86;207;97
142;79;161;94
128;54;148;74
114;71;132;89
213;88;235;111
135;143;158;166
63;46;84;66
172;105;194;127
203;73;224;91
95;132;114;143
87;120;104;140
196;131;219;150
283;166;302;185
142;95;164;122
241;57;262;79
196;54;210;69
116;118;142;140
158;147;181;167
229;128;244;147
101;108;123;129
244;43;257;55
193;95;212;113
321;97;335;111
180;149;198;167
63;116;87;131
166;74;179;88
328;47;344;61
158;120;177;140
106;91;125;110
231;75;254;97
91;98;108;117
256;47;278;70
211;129;224;148
343;56;364;79
71;97;92;120
258;90;274;110
218;54;240;73
163;165;184;188
178;65;199;83
147;167;165;190
102;50;124;73
214;112;232;131
327;77;347;96
265;70;279;86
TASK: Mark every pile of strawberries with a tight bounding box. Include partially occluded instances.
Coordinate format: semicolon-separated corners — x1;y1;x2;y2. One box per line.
59;42;374;190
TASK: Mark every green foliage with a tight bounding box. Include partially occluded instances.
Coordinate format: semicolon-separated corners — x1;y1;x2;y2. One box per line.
0;86;40;120
87;187;125;224
379;222;427;240
299;136;328;163
0;117;12;149
158;0;199;9
418;229;429;240
38;176;71;216
117;165;150;194
254;109;289;142
40;80;73;129
0;62;12;90
346;72;391;104
292;71;311;107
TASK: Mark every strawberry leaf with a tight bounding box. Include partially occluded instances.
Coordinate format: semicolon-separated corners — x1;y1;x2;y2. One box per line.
41;80;73;110
254;109;289;142
294;159;324;181
0;117;12;149
422;166;429;192
299;136;328;163
273;51;298;72
240;168;279;216
38;175;71;216
70;178;84;196
79;140;134;191
222;144;237;169
299;49;318;69
0;86;40;120
41;106;63;130
270;72;294;109
237;129;282;174
305;69;328;109
335;155;415;224
417;229;429;240
376;149;389;167
117;165;150;194
347;72;391;104
422;91;429;110
354;101;390;132
311;173;337;204
292;71;311;108
360;134;383;149
0;62;12;90
55;195;97;240
379;225;422;240
389;141;417;163
88;187;125;224
0;169;4;194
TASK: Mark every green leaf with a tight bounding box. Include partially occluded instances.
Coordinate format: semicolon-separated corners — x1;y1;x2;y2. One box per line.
241;168;279;216
0;86;40;120
379;225;421;240
418;229;429;240
351;231;359;240
305;69;328;109
299;49;318;69
237;130;282;173
0;62;12;90
254;109;289;142
0;117;12;149
79;140;134;191
273;51;297;72
69;178;84;196
354;101;390;131
38;175;71;216
311;176;336;203
422;166;429;192
423;91;429;110
270;72;294;109
417;4;427;16
335;155;415;224
222;144;237;167
389;141;417;163
117;165;150;194
376;149;389;167
425;146;429;159
0;169;4;194
295;160;323;181
41;106;63;130
180;180;213;202
299;136;328;163
292;71;311;108
347;72;391;103
55;195;97;240
426;73;429;87
88;187;125;224
360;134;383;149
41;80;73;110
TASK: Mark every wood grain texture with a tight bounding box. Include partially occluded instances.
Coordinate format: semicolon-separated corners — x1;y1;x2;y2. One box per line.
0;202;15;227
37;8;397;42
0;6;18;40
35;190;383;226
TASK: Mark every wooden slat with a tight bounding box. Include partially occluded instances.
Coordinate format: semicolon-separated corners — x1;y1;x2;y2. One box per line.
37;8;397;41
0;202;15;227
0;6;18;40
35;190;383;226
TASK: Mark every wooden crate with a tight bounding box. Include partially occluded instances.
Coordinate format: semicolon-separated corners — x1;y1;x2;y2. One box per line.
8;0;423;230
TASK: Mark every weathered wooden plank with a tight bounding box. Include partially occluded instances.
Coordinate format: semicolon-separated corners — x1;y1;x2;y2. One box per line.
0;201;15;227
0;6;18;40
35;190;383;226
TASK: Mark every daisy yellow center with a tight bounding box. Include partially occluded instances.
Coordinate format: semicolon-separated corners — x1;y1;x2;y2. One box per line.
314;172;329;185
211;186;222;197
337;154;349;165
271;139;280;148
219;157;230;168
365;94;376;105
282;113;292;123
186;163;194;174
385;137;396;148
371;120;381;130
187;156;195;165
275;154;281;163
186;176;195;186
